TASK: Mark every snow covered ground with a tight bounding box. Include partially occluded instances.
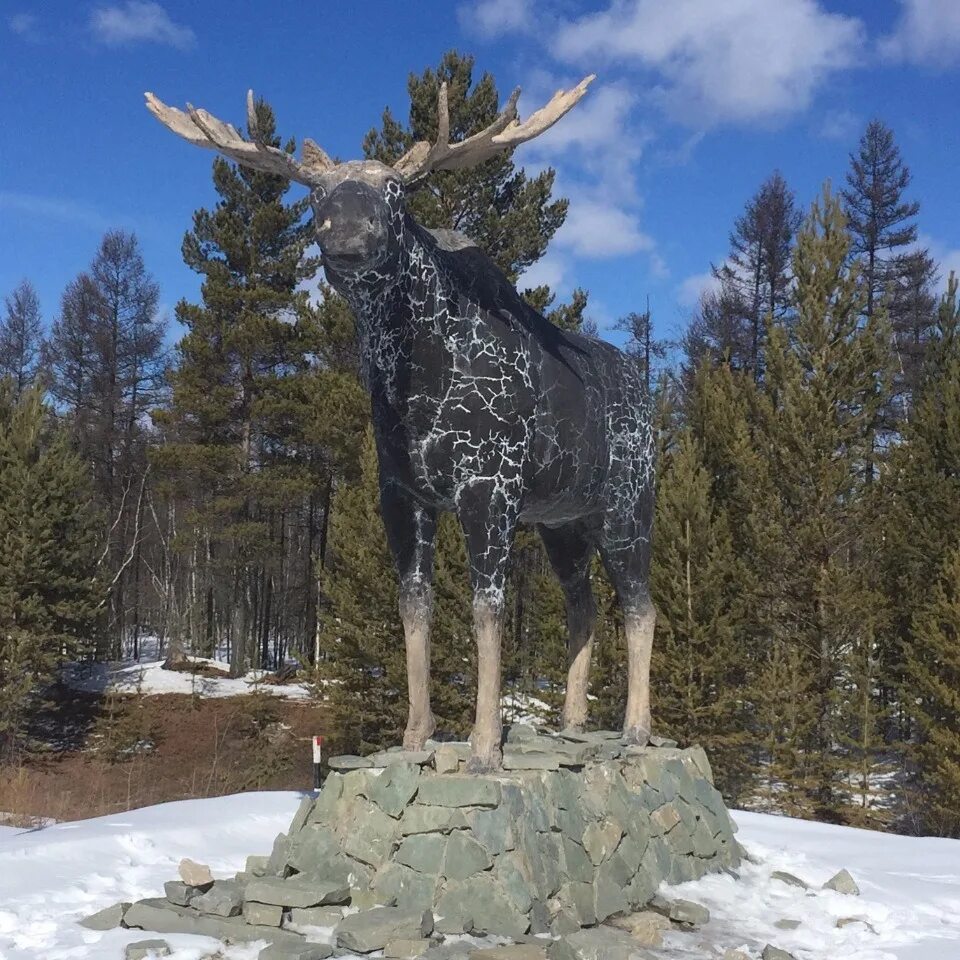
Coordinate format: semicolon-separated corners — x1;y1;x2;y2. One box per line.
62;647;311;701
1;793;958;960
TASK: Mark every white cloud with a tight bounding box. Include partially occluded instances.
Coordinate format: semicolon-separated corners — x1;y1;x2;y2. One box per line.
554;196;654;259
677;269;721;309
520;253;566;293
457;0;534;38
879;0;960;67
552;0;864;126
90;1;196;50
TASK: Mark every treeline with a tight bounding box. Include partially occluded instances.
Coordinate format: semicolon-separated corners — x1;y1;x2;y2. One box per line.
3;53;959;838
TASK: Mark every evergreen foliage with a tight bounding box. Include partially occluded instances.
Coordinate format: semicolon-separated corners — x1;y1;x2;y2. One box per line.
151;96;327;673
751;185;891;817
0;280;44;396
0;386;102;756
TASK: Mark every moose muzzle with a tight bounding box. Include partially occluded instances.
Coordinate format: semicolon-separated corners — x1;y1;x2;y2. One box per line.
314;181;391;270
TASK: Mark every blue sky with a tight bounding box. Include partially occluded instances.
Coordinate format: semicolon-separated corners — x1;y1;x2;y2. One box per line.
2;0;958;347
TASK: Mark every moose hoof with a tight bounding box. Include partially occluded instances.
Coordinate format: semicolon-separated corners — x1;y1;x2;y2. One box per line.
465;747;502;774
403;714;437;751
622;725;651;747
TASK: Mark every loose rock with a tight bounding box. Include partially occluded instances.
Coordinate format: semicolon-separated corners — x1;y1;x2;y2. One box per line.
774;918;801;930
164;880;202;907
668;898;710;927
178;857;213;888
192;879;243;917
126;940;171;959
762;947;797;960
287;905;343;928
609;910;670;947
771;871;808;890
823;869;860;895
244;900;284;926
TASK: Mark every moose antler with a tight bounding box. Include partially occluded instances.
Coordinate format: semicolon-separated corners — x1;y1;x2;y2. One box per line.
144;90;334;186
394;75;596;182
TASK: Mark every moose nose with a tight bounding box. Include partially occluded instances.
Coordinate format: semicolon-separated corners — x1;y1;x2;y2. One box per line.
315;182;388;267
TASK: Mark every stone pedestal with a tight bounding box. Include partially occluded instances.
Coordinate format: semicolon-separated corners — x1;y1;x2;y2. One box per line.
115;730;742;952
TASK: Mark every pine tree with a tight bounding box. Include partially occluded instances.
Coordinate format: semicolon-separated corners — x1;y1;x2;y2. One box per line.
0;385;102;756
152;97;321;673
615;299;670;391
883;273;960;827
752;185;891;817
905;544;960;835
842;120;920;323
712;172;801;380
0;280;44;397
650;428;755;799
364;51;569;283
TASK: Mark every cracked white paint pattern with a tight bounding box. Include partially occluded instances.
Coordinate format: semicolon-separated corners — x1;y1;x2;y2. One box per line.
312;165;656;739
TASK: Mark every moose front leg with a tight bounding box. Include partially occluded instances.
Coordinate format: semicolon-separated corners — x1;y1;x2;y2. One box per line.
380;482;437;751
457;482;520;773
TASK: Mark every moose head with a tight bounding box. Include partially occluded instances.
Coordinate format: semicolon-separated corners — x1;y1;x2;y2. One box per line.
145;78;593;278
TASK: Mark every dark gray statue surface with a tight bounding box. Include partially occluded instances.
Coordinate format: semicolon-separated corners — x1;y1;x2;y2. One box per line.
147;77;656;772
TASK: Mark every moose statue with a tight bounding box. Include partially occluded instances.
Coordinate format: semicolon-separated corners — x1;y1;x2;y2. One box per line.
146;76;656;772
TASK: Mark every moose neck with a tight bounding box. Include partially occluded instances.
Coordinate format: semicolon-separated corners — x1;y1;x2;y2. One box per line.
325;216;451;402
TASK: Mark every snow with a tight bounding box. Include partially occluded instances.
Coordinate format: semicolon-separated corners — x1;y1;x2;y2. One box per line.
1;794;959;960
62;637;310;700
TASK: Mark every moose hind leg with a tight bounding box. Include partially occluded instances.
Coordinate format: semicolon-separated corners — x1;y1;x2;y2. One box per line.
380;483;437;750
539;522;598;732
457;483;520;773
599;516;655;745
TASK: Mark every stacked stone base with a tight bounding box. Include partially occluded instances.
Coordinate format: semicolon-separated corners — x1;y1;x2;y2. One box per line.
106;729;741;955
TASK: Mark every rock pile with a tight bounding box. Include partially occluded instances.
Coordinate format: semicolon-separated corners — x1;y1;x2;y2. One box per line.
83;729;742;957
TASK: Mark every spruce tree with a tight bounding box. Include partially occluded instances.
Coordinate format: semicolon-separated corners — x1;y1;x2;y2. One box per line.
752;185;891;817
152;97;320;673
0;386;102;755
712;172;801;380
883;274;960;827
650;428;754;800
842;120;920;323
364;51;569;283
905;545;960;835
0;280;44;397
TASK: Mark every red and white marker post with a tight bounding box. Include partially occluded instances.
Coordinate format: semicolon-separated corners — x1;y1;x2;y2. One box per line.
312;735;323;791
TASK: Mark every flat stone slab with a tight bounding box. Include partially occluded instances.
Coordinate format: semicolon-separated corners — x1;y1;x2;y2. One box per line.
560;926;658;960
124;898;305;945
385;938;432;958
246;877;350;908
336;906;434;953
470;946;547;960
258;944;334;960
126;940;171;959
416;775;501;808
79;901;130;930
328;755;374;770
